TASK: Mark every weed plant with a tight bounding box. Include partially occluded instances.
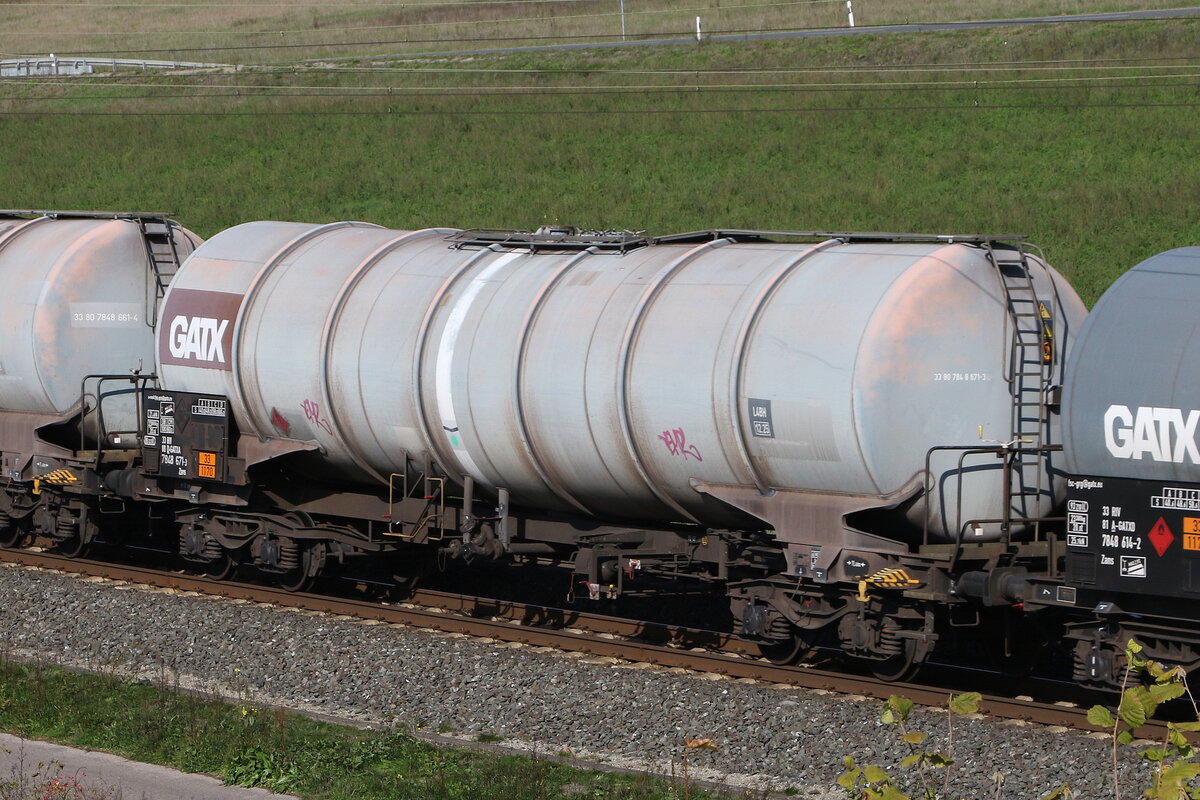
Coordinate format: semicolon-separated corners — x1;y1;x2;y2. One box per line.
839;642;1200;800
0;751;117;800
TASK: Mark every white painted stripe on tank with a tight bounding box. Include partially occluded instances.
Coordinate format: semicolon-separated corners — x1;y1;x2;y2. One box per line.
433;250;520;486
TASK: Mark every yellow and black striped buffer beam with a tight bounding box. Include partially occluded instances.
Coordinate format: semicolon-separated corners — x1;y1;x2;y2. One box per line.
866;568;921;588
36;469;78;484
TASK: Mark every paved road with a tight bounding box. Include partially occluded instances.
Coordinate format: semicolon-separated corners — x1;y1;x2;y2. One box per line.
304;6;1200;63
0;733;299;800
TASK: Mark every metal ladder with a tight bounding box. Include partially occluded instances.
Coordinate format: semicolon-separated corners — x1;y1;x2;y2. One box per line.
386;467;446;543
137;216;184;328
984;241;1058;537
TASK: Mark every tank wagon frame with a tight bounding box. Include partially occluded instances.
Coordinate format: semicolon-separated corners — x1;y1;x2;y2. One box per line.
0;213;1096;681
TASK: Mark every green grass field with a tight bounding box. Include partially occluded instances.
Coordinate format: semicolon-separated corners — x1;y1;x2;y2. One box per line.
0;659;728;800
2;17;1198;303
0;0;1185;62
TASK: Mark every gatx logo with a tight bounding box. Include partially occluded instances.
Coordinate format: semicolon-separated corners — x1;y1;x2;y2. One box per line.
158;288;244;372
1104;404;1200;463
168;316;229;363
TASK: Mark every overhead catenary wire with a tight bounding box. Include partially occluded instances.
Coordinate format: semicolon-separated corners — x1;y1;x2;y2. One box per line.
7;55;1200;81
0;99;1197;115
4;82;1198;104
7;72;1200;96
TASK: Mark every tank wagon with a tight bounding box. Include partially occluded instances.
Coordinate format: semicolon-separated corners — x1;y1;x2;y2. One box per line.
1036;247;1200;686
0;212;1095;680
0;210;200;554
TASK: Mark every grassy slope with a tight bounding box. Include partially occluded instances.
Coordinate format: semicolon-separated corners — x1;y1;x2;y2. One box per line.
0;660;706;800
1;21;1198;304
0;0;1183;61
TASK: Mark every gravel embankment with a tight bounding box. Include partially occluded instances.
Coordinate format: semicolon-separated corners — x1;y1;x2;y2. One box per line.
0;564;1159;798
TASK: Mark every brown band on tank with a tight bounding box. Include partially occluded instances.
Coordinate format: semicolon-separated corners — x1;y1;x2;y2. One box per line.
158;288;245;371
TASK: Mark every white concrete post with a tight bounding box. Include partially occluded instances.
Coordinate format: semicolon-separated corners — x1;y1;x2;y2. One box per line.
846;1;855;27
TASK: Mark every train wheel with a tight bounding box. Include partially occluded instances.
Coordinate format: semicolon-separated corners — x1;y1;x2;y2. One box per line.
275;545;315;592
0;512;22;548
53;506;94;558
204;552;238;581
870;639;921;682
759;630;820;666
55;532;90;559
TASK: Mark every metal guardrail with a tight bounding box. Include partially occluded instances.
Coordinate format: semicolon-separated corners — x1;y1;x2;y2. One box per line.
0;56;228;78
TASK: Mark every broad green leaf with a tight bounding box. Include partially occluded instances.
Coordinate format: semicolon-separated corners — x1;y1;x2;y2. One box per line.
1117;730;1134;745
1170;727;1189;748
926;753;954;767
887;695;913;721
900;754;921;768
1127;639;1144;654
1163;762;1200;782
1173;720;1200;732
902;732;926;745
1087;705;1115;727
1149;682;1186;704
949;692;982;715
1140;747;1166;762
844;755;856;768
1119;693;1148;729
864;765;889;784
836;769;861;789
881;707;896;725
879;785;910;800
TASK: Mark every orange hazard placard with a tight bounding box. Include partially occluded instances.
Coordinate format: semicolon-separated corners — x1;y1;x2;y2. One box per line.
1184;517;1200;534
198;464;216;479
198;451;217;466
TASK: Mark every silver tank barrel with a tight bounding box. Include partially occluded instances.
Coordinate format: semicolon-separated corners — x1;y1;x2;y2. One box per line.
1064;247;1200;481
158;222;1086;541
0;214;201;439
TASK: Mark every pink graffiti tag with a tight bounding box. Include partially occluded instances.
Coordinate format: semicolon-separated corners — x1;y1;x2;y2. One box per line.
658;428;703;462
301;398;334;436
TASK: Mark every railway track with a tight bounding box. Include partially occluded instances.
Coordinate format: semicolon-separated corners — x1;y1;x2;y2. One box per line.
0;546;1146;740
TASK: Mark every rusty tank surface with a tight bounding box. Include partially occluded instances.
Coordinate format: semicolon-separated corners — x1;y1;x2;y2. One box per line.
157;223;1085;543
0;211;201;444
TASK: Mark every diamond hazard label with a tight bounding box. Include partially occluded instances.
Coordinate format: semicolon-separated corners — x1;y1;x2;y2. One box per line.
1148;517;1175;557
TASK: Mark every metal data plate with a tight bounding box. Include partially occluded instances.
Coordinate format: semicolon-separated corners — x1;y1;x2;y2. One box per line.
142;391;230;482
1065;475;1200;596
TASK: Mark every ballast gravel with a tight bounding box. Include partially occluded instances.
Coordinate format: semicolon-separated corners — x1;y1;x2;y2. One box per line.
0;564;1156;798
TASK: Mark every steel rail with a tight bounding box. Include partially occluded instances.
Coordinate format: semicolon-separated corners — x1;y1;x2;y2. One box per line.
0;547;1153;739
